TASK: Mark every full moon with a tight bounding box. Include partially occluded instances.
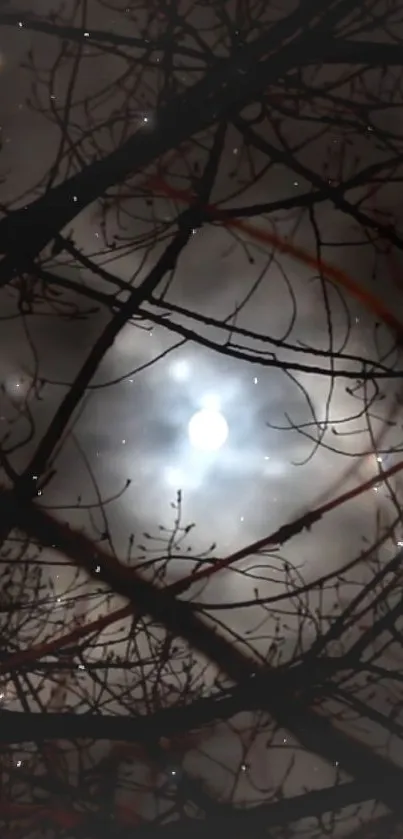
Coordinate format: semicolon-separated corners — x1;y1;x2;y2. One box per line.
188;409;229;452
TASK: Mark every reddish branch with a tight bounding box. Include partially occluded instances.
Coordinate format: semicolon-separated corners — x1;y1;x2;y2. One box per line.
148;174;403;339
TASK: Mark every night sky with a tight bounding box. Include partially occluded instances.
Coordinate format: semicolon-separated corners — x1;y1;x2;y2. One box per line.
0;0;403;830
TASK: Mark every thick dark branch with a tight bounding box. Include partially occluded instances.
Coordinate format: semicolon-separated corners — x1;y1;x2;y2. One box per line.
317;38;403;67
0;695;245;744
0;652;350;743
117;775;403;838
268;695;403;813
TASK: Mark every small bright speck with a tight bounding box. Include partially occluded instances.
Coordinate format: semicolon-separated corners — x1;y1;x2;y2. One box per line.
73;195;78;202
143;116;149;123
95;565;101;573
397;541;403;547
78;664;86;670
188;409;228;452
16;760;22;767
373;487;378;492
293;180;299;186
240;516;244;522
18;21;23;28
170;769;176;776
376;456;382;463
56;597;61;603
264;456;270;461
84;31;90;37
122;439;126;445
0;693;4;700
253;377;258;384
241;763;248;772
